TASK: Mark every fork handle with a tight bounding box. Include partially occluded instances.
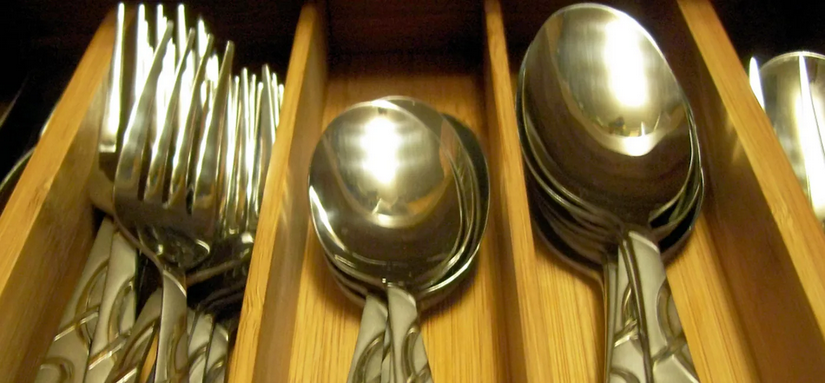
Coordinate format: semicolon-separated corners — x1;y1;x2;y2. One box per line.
155;270;189;383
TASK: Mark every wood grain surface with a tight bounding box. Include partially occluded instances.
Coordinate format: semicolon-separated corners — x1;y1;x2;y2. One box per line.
483;1;553;381
0;11;114;383
230;3;328;382
327;0;482;54
3;1;825;382
676;0;825;380
247;0;825;381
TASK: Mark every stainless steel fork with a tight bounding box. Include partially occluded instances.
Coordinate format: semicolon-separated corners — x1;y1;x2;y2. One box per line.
112;13;235;381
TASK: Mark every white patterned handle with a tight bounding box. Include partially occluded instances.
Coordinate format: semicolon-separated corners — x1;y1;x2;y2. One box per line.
604;232;699;383
387;285;433;383
348;294;389;383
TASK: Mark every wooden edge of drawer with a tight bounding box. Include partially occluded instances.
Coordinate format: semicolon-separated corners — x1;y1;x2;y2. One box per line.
673;0;825;380
482;0;554;382
0;11;115;382
229;3;328;382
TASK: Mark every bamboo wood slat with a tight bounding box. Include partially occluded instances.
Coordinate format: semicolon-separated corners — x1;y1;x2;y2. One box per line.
0;1;823;382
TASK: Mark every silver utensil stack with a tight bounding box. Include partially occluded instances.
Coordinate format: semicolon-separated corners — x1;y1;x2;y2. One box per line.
35;3;283;383
517;4;704;383
308;97;490;383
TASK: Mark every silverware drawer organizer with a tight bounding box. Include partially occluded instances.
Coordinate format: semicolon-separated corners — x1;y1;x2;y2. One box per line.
1;1;824;381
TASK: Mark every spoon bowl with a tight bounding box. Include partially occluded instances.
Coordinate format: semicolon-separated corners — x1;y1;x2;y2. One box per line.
309;100;464;287
519;4;703;382
750;52;825;225
310;99;489;383
522;4;693;225
327;112;490;310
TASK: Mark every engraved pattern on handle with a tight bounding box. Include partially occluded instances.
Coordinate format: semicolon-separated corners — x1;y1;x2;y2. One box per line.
104;290;163;383
38;262;107;383
187;311;214;383
36;220;115;383
155;270;190;383
604;232;699;383
387;285;433;383
85;230;138;383
348;295;389;383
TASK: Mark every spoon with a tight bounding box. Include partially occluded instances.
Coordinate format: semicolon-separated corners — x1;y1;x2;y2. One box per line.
521;4;699;382
327;111;489;383
309;100;464;287
379;96;479;281
749;52;825;225
309;100;468;383
329;112;490;310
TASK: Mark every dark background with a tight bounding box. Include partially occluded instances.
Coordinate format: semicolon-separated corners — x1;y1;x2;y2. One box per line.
713;0;825;63
0;0;302;184
1;0;824;180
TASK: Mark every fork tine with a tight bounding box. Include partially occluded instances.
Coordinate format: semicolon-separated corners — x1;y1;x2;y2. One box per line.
177;5;194;138
219;74;241;237
191;41;234;237
247;80;263;230
155;4;165;47
168;34;214;212
133;5;149;107
271;73;282;130
252;65;277;226
234;71;251;232
98;3;126;181
114;21;174;226
144;30;196;206
176;4;187;61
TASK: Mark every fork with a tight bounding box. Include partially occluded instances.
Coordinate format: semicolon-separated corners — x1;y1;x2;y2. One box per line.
113;12;235;381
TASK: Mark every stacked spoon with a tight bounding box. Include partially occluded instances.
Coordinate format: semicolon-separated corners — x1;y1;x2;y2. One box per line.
37;3;283;383
517;4;704;382
308;97;489;383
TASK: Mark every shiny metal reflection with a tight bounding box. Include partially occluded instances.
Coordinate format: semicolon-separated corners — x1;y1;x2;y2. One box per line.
751;52;825;224
308;100;463;287
523;3;692;223
519;4;703;382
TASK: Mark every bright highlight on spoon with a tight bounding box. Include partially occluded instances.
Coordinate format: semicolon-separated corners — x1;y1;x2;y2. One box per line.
361;117;401;184
748;57;766;108
604;19;648;108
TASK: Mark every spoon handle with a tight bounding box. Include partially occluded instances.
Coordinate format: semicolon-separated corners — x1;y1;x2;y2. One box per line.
348;294;389;383
387;285;434;383
603;231;698;383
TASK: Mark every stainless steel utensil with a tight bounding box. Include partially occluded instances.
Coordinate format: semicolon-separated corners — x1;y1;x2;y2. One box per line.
309;100;464;288
749;52;825;225
380;96;478;283
113;19;233;382
331;112;490;309
84;230;138;382
519;4;702;382
312;99;490;383
103;289;163;383
81;3;284;381
310;100;470;383
35;219;116;383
